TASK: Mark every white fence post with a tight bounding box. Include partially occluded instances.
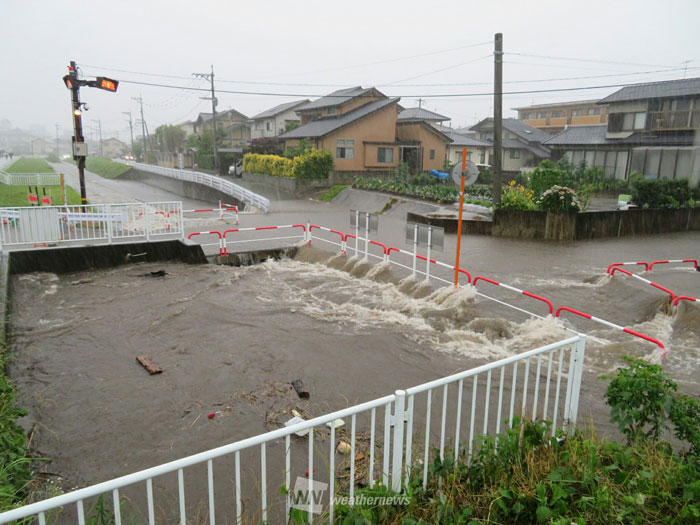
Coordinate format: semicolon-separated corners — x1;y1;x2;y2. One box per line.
143;204;150;241
565;335;586;435
391;390;406;493
105;204;112;244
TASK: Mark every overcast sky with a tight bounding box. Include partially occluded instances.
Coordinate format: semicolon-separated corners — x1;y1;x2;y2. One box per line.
2;0;700;141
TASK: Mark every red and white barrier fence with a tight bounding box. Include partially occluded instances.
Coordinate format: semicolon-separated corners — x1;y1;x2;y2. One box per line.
555;306;665;357
609;267;677;303
674;296;698;307
472;276;554;315
183;222;667;355
607;258;697;273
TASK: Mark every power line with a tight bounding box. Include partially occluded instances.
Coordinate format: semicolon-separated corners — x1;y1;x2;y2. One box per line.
383;55;492;85
115;77;686;99
507;52;681;69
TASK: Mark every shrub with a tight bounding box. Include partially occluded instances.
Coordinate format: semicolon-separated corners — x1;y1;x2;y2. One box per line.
631;178;691;209
538;185;583;212
528;159;571;198
410;173;436;186
283;138;314;159
496;181;535;210
243;153;293;177
290;149;334;179
670;395;700;455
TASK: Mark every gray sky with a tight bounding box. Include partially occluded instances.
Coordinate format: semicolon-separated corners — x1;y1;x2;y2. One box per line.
2;0;700;140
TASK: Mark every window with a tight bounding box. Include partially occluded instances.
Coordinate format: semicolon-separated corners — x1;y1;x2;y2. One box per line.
536;112;547;119
377;147;393;163
266;122;271;131
551;111;562;118
429;149;435;160
623;112;646;130
336;139;354;159
480;150;486;164
327;108;337;115
571;109;583;117
588;108;601;116
509;150;520;159
522;113;531;119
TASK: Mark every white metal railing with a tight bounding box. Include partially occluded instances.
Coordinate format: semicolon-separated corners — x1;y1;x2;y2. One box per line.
0;335;585;524
0;201;184;248
131;162;271;212
0;170;61;186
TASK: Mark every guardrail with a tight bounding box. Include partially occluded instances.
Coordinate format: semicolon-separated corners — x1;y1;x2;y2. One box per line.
131;162;270;212
607;259;698;273
0;201;184;248
0;170;61;186
609;267;677;303
0;335;585;524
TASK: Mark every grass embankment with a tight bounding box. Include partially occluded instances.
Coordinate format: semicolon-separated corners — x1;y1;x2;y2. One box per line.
5;158;54;174
83;157;131;179
0;158;82;206
317;185;348;202
331;420;700;524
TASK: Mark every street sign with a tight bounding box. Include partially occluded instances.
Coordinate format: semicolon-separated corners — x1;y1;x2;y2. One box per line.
452;160;479;186
406;222;444;251
350;210;378;232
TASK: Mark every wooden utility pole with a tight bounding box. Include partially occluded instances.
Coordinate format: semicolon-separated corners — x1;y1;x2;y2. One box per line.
493;33;503;205
194;66;219;171
123;111;134;156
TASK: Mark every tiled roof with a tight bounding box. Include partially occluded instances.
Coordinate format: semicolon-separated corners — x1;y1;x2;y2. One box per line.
296;87;377;112
598;77;700;104
471;118;550;143
398;107;450;122
280;98;399;139
250;100;310;120
444;130;492;147
543;125;696;147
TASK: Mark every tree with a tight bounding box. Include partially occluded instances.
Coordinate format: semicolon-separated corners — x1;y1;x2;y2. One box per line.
155;125;186;153
249;137;284;156
284;121;300;133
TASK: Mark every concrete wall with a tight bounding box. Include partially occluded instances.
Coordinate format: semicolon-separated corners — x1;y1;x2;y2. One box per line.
408;207;700;240
6;240;208;275
119;168;245;209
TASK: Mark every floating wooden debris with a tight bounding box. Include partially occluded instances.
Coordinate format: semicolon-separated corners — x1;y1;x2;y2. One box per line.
291;379;310;399
136;355;163;375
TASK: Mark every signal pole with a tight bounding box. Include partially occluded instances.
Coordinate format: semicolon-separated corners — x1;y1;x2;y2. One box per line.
68;61;88;207
193;65;219;171
97;119;104;157
62;60;119;207
55;124;60;155
493;33;503;205
122;111;134;156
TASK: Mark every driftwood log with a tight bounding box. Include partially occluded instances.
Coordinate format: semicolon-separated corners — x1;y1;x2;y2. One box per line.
291;379;310;399
136;355;163;375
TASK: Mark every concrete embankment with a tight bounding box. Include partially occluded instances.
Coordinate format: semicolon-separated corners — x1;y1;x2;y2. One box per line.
119;168;246;209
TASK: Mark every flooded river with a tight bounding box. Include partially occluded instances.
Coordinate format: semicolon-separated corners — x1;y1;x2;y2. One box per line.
8;225;700;522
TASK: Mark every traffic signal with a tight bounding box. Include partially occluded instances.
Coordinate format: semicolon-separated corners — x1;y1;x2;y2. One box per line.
63;75;73;89
96;77;119;92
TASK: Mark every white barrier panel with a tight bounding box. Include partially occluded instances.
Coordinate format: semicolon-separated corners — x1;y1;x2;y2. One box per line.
131;162;271;212
0;201;184;247
0;336;585;524
0;171;61;186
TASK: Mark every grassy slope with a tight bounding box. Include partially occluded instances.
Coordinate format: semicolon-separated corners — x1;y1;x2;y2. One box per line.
317;185;348;202
84;157;131;179
5;158;54;174
0;186;82;207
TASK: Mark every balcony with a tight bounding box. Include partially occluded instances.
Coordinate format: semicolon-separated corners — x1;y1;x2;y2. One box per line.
649;110;700;131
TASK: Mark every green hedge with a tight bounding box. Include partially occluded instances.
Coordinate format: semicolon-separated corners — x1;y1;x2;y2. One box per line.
243;150;334;179
631;178;692;209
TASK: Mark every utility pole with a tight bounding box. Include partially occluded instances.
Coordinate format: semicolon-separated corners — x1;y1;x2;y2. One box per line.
123;111;134;155
417;98;424;109
55;124;60;155
493;33;503;205
193;65;219;171
97;119;104;157
133;95;148;160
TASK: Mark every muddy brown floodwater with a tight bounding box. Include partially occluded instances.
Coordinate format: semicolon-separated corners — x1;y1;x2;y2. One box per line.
8;236;700;522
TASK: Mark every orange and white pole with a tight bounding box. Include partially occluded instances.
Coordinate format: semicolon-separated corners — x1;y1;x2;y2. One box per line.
453;148;467;286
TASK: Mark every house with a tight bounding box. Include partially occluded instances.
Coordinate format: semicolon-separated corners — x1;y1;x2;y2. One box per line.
178;120;196;137
280;87;451;172
193;109;251;147
31;138;55;155
101;137;128;158
470;118;550;175
250;100;309;139
397;107;450;125
441;129;493;168
543;77;700;186
513;100;608;135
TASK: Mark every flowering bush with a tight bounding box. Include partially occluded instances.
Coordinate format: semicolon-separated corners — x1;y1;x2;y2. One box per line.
243;149;334;179
496;181;535;210
537;185;583;212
